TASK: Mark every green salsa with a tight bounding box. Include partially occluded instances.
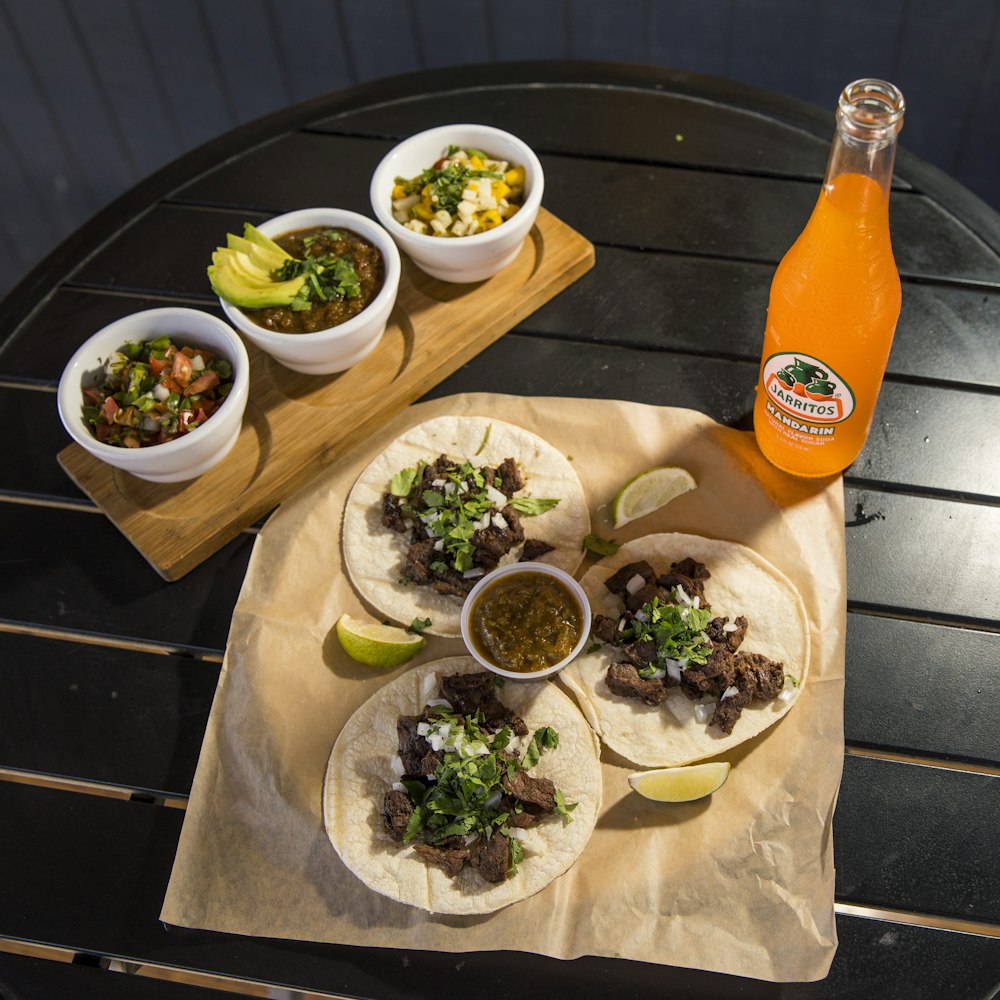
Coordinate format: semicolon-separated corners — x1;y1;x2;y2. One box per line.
469;571;583;673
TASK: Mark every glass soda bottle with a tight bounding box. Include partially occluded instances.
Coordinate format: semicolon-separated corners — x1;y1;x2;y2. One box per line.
753;78;905;478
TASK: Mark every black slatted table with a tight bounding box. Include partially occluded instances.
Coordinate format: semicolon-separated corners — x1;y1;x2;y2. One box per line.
1;62;998;1000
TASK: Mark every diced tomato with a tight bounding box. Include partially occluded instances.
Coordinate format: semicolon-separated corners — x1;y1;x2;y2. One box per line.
100;396;120;423
184;346;214;363
184;371;220;396
83;386;105;404
149;356;169;376
122;433;142;448
161;375;184;395
171;350;194;386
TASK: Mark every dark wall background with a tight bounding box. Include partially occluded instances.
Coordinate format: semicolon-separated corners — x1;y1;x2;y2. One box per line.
2;0;998;302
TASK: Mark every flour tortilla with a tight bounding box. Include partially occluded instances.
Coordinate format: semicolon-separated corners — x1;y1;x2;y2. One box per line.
561;533;810;768
323;657;602;915
342;416;589;637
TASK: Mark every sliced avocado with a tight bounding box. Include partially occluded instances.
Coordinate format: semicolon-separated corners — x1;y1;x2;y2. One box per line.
225;233;290;271
243;223;290;259
208;258;305;309
212;248;273;284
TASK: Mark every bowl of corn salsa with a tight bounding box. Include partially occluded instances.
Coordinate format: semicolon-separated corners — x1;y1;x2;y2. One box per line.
57;307;250;483
370;124;544;283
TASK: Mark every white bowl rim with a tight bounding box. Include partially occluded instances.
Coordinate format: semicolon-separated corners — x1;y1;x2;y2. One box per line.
459;560;592;681
57;306;249;459
369;123;544;249
220;207;401;343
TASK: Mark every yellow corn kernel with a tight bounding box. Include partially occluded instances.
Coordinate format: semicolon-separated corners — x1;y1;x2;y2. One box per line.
421;183;432;198
492;180;511;200
391;184;406;200
412;202;435;221
477;209;503;231
469;154;484;170
504;165;525;187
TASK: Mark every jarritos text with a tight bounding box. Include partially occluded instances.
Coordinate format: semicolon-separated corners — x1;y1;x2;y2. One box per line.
760;352;855;435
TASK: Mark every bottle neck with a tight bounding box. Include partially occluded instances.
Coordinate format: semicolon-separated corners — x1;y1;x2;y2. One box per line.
823;79;904;203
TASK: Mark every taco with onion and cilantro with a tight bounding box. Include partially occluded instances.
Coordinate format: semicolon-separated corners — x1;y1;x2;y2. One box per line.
323;657;601;914
561;533;810;768
342;416;589;637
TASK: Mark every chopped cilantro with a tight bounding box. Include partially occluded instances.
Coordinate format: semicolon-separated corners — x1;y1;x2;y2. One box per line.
582;533;620;557
510;496;560;516
408;617;432;634
622;597;713;666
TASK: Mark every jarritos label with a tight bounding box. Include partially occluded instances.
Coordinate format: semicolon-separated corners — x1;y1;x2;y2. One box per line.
761;352;855;435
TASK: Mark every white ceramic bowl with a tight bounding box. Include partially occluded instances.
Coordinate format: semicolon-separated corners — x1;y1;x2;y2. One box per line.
370;124;544;283
460;561;592;681
57;307;250;484
218;208;401;375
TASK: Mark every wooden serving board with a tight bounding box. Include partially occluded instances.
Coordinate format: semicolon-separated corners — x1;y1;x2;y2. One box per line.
58;209;594;580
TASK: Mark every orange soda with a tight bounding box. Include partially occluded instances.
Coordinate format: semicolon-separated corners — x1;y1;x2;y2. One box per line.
754;79;905;478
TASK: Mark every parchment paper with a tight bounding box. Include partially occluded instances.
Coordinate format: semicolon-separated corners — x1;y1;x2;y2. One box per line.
161;393;844;983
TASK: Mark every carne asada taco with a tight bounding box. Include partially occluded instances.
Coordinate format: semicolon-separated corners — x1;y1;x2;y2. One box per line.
561;533;810;768
323;657;602;914
342;416;589;636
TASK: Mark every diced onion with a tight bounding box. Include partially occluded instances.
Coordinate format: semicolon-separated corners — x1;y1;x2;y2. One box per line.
723;621;738;633
675;584;692;606
153;383;170;402
666;660;682;683
692;596;701;609
486;485;507;507
463;567;484;579
721;685;739;700
694;700;715;724
431;478;445;487
492;512;509;531
779;689;795;703
625;574;645;595
634;610;649;623
416;722;430;737
391;781;406;793
433;539;444;551
476;513;491;530
617;617;626;632
389;758;405;779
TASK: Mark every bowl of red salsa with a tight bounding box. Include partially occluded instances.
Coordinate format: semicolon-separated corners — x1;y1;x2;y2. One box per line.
57;307;250;483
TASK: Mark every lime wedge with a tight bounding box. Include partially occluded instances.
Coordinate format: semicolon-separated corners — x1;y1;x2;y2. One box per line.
335;613;424;668
611;466;696;528
627;762;730;802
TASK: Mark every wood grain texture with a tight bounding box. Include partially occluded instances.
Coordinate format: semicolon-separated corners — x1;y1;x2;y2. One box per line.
56;211;594;579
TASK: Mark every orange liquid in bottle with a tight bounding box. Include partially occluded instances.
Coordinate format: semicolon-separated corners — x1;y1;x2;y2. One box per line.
753;172;901;478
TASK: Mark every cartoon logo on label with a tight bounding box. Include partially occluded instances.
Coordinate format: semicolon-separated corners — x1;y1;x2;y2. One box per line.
761;352;855;424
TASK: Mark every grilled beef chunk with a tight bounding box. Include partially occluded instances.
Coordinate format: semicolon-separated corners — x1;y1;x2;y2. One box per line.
591;614;620;644
681;648;736;700
502;768;556;813
396;714;442;777
381;492;408;532
625;583;671;613
622;638;658;671
657;557;711;603
383;789;414;841
521;538;555;561
709;651;785;733
413;843;470;877
606;661;668;705
472;504;524;570
495;457;525;497
604;561;657;597
470;833;511;883
439;671;529;735
500;794;541;828
705;615;748;651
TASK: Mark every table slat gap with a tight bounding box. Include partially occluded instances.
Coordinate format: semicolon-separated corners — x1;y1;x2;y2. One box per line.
0;621;225;660
834;902;1000;941
844;745;1000;778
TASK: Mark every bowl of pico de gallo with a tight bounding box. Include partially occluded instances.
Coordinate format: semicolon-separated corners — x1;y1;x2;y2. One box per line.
57;307;250;483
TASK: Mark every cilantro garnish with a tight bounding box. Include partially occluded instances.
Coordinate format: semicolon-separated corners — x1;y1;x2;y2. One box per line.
389;457;558;577
582;533;620;557
408;617;432;634
622;597;714;666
